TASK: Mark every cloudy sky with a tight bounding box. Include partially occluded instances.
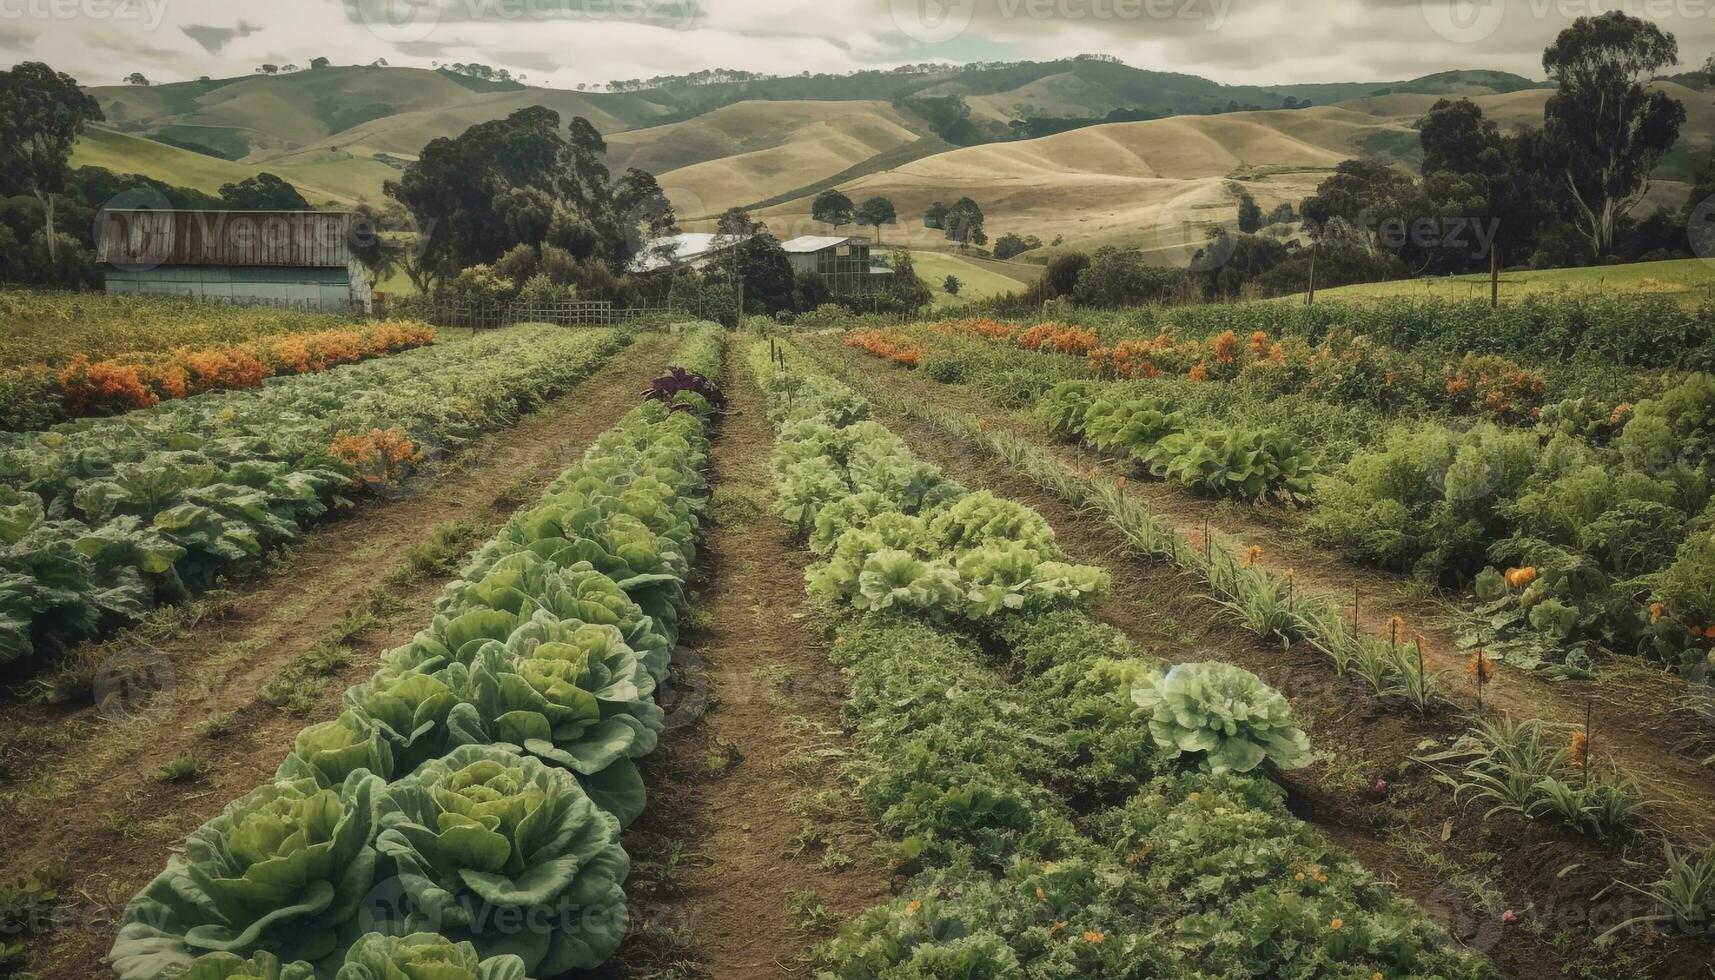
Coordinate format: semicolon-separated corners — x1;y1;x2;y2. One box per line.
7;0;1715;90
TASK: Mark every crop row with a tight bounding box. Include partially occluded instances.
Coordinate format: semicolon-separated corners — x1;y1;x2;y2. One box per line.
0;326;628;666
930;315;1559;422
1031;295;1715;373
847;324;1715;677
107;326;726;980
812;340;1650;840
0;288;370;372
753;341;1493;978
4;322;440;432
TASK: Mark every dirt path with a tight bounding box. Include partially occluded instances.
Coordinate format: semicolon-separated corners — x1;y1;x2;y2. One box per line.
614;345;891;980
823;344;1709;980
0;335;678;978
811;338;1715;847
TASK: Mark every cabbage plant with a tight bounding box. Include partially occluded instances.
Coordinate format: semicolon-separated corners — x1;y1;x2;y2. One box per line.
335;932;528;980
110;771;383;978
179;950;314;979
343;666;468;776
1132;663;1311;774
374;746;629;975
450;621;659;823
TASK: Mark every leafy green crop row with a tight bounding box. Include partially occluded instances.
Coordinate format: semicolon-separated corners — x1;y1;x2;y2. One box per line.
753;342;1493;978
939;337;1715;675
0;327;628;667
810;344;1647;840
105;326;726;980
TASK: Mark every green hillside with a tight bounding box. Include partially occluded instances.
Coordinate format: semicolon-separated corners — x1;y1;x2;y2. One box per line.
89;66;676;166
71;126;398;205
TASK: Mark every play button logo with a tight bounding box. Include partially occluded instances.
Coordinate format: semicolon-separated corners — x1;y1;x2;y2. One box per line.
891;0;976;44
1421;0;1505;45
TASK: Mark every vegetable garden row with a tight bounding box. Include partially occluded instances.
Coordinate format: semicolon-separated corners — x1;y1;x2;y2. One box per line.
106;326;725;979
845;316;1715;679
0;326;627;668
753;340;1495;978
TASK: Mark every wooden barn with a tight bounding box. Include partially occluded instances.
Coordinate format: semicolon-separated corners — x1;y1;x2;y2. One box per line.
97;209;373;314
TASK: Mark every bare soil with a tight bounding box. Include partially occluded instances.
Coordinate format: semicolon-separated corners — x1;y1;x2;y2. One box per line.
0;336;679;978
821;341;1712;980
610;344;891;980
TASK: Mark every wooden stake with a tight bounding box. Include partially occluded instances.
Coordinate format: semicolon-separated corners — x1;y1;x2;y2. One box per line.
1490;244;1501;309
1584;700;1593;789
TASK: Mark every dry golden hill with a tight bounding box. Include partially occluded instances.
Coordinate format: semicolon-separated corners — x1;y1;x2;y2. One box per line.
745;84;1713;262
604;100;928;218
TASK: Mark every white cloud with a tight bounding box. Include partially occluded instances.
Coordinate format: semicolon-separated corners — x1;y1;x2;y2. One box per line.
12;0;1715;89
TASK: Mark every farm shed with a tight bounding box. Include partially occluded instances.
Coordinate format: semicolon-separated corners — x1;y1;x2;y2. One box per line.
780;236;895;295
97;209;373;314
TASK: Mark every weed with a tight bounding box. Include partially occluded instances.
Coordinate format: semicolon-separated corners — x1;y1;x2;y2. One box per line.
106;812;147;840
201;713;234;739
388;521;493;585
788;891;841;933
156;755;212;784
710;486;765;527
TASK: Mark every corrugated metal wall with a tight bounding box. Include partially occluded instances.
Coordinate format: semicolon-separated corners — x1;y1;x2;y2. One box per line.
97;211;355;269
105;266;358;311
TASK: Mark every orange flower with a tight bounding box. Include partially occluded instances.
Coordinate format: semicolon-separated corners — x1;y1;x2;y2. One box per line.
1211;330;1239;366
1650;602;1667;621
1017;322;1099;356
1504;567;1539;591
1383;616;1408;644
330;427;422;487
1570;731;1589;768
1610;402;1633;423
1241;546;1264;568
1468;649;1496;685
906;900;922;915
1330;918;1344;931
1188;364;1210;383
1082;931;1106;944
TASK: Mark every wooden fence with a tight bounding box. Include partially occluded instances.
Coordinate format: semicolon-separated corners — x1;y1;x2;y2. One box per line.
380;298;674;329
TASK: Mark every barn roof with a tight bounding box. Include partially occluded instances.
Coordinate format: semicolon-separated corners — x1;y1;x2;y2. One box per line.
780;235;868;253
630;232;748;273
97;209;357;269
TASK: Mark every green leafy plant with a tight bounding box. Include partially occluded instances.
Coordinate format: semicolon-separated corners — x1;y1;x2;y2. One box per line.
335;931;528;979
1141;426;1317;504
1131;663;1311;774
374;745;629;975
111;771;383;978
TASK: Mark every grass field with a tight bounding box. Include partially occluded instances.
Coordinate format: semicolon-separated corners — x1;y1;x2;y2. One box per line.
1293;257;1715;307
906;249;1034;308
71;127;397;205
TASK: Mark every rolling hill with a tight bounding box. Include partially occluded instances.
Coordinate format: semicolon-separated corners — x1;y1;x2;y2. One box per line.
603;101;930;217
739;82;1715;263
71;59;1707;264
